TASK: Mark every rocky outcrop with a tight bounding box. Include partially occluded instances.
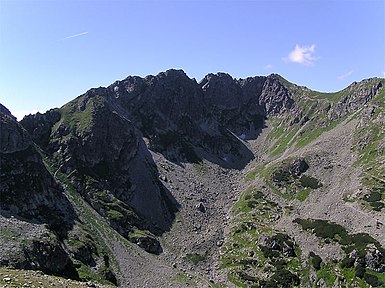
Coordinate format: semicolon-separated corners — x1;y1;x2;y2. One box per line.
0;104;31;153
0;106;78;278
288;158;309;176
36;93;180;237
330;78;383;119
21;109;61;149
259;74;294;115
200;73;265;139
109;69;254;166
0;104;75;233
0;219;77;278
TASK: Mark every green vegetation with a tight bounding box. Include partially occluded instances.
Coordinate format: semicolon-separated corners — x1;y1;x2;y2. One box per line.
186;252;207;265
76;264;114;285
193;161;208;173
245;164;262;181
294;218;385;287
308;89;348;102
352;85;385;210
267;269;300;287
316;262;337;286
295;116;345;148
175;272;195;286
299;175;322;189
262;158;321;201
295;188;311;202
269;128;298;156
293;218;347;240
84;175;142;233
363;190;381;202
54;95;107;134
309;252;322;270
221;186;307;286
360;176;385;211
365;270;385;287
54;173;120;285
0;226;20;241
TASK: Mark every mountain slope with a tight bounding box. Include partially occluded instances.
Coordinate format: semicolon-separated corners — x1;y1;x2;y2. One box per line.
1;71;384;287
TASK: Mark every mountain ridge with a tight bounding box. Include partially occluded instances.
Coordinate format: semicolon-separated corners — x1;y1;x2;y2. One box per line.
1;70;384;287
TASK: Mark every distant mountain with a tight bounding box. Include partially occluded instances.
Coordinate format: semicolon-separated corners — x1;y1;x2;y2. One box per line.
1;70;384;287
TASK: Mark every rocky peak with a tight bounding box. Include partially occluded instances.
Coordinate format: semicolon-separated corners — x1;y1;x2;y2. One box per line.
0;104;32;153
199;73;266;140
259;74;294;115
330;78;384;119
200;72;243;108
157;68;190;79
21;109;61;149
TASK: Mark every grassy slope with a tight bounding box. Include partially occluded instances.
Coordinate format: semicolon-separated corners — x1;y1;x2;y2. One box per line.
222;77;385;287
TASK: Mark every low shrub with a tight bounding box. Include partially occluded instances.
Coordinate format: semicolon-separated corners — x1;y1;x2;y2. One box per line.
237;271;258;283
299;175;322;189
271;169;292;184
260;245;281;259
247;200;258;208
269;269;300;287
293;218;347;240
341;257;355;268
364;191;381;202
370;201;384;211
363;272;382;287
311;253;322;270
186;253;206;265
355;263;366;278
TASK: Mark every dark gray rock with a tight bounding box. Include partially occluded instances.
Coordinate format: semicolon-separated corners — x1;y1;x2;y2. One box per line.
289;158;309;176
196;202;206;213
200;73;265;140
130;235;162;255
259;75;294;115
329;79;383;119
21;109;61;149
0;104;31;153
0;105;76;233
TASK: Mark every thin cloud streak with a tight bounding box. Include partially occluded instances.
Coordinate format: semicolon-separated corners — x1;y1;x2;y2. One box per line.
57;32;89;41
338;70;354;80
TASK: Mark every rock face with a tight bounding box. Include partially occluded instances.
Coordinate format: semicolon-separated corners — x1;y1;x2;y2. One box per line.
259;74;294;115
108;70;255;166
0;104;77;277
200;73;265;139
0;104;31;153
0;104;75;231
330;79;383;119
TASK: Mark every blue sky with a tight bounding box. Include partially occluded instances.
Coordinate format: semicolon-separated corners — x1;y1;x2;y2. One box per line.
1;0;384;120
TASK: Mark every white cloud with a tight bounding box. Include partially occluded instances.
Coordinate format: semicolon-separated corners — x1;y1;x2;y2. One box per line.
265;64;274;70
13;110;39;121
57;31;89;41
338;70;354;80
283;44;317;66
383;71;385;78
